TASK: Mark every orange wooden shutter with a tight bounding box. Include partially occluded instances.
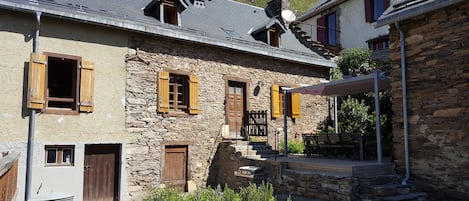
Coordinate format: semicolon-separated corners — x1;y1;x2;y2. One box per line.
158;71;170;113
79;60;95;112
27;53;46;109
271;85;280;118
188;75;199;114
291;92;301;119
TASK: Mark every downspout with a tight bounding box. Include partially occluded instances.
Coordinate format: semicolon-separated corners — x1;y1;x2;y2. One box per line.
26;11;41;201
395;22;410;185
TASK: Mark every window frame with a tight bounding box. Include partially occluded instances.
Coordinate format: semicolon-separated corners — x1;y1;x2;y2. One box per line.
45;145;75;167
43;52;82;115
162;0;179;25
169;73;190;113
317;12;338;46
365;0;390;23
268;28;281;47
158;70;199;115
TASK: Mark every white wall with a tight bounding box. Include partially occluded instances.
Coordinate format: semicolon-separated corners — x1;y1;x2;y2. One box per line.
298;0;398;50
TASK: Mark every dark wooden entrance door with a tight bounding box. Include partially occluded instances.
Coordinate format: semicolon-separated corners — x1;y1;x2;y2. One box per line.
163;146;188;191
83;144;120;201
226;81;246;136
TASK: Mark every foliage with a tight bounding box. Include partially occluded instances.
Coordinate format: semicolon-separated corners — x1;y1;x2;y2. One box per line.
145;183;276;201
144;188;181;201
338;97;370;134
248;136;266;142
279;140;305;154
336;48;376;76
239;182;275;201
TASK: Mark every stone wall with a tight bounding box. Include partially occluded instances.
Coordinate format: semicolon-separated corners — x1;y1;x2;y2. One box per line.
389;2;469;200
208;142;357;201
125;35;330;199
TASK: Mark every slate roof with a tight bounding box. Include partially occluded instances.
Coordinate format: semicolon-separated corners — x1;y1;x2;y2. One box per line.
375;0;466;27
0;0;336;67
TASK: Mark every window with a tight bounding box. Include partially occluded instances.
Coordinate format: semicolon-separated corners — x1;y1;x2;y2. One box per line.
45;145;74;166
27;53;95;114
268;28;280;47
163;0;179;25
271;85;300;119
368;36;390;51
365;0;390;22
317;12;337;46
158;71;199;114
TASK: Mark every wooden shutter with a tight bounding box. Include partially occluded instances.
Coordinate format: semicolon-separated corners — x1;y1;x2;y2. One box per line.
316;16;327;44
384;0;390;10
79;60;95;112
158;71;170;113
271;85;280;118
188;75;199;115
27;53;46;109
364;0;373;22
291;93;301;119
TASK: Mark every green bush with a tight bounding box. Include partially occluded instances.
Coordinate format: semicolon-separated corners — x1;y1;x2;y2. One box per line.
145;183;276;201
279;140;305;154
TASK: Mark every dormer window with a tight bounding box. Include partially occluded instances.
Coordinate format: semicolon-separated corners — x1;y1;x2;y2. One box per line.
251;19;286;48
268;28;280;47
144;0;188;26
163;0;179;25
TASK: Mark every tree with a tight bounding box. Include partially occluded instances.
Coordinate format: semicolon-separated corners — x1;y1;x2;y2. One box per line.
336;48;376;76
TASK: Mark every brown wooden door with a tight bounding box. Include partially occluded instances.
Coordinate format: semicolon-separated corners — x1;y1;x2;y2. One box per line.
227;81;246;135
163;146;188;191
83;144;120;201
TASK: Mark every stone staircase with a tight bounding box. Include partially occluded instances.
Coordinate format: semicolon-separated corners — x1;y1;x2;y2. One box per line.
230;141;279;160
282;158;426;201
358;175;426;201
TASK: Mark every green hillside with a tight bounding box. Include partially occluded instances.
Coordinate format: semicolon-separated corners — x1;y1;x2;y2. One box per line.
236;0;319;15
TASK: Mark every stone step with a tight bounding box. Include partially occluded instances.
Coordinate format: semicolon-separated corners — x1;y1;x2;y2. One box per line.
359;175;402;186
381;192;426;201
287;160;394;177
361;184;411;197
237;149;278;157
231;144;273;151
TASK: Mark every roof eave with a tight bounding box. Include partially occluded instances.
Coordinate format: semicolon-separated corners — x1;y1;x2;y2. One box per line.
375;0;465;28
0;0;336;68
296;0;347;22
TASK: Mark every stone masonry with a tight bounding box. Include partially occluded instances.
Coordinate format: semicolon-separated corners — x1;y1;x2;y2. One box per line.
389;2;469;200
124;35;330;199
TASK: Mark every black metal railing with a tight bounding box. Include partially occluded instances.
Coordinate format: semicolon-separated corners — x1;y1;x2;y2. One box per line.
245;110;268;136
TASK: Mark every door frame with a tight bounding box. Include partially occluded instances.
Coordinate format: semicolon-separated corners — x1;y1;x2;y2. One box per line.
83;144;121;201
161;143;191;191
223;76;250;129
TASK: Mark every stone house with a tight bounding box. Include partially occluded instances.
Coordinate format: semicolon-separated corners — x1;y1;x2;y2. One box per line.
291;0;398;59
0;0;335;200
376;0;469;200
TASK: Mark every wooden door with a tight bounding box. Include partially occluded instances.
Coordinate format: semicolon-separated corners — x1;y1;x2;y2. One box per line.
83;144;120;201
163;146;188;191
226;81;246;135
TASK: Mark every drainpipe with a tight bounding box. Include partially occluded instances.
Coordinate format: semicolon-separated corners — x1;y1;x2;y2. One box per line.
26;11;41;201
395;22;410;185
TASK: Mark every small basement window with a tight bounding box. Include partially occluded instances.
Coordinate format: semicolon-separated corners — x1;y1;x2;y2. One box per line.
45;145;75;166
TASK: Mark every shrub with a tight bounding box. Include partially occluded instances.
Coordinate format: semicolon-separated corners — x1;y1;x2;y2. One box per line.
279;140;305;154
145;182;276;201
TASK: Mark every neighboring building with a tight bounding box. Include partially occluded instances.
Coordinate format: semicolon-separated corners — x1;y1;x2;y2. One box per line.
291;0;396;58
376;0;469;200
0;0;335;200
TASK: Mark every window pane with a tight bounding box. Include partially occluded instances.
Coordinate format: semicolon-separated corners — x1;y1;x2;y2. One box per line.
235;87;242;94
46;149;57;164
374;0;385;20
62;148;72;164
327;13;336;45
